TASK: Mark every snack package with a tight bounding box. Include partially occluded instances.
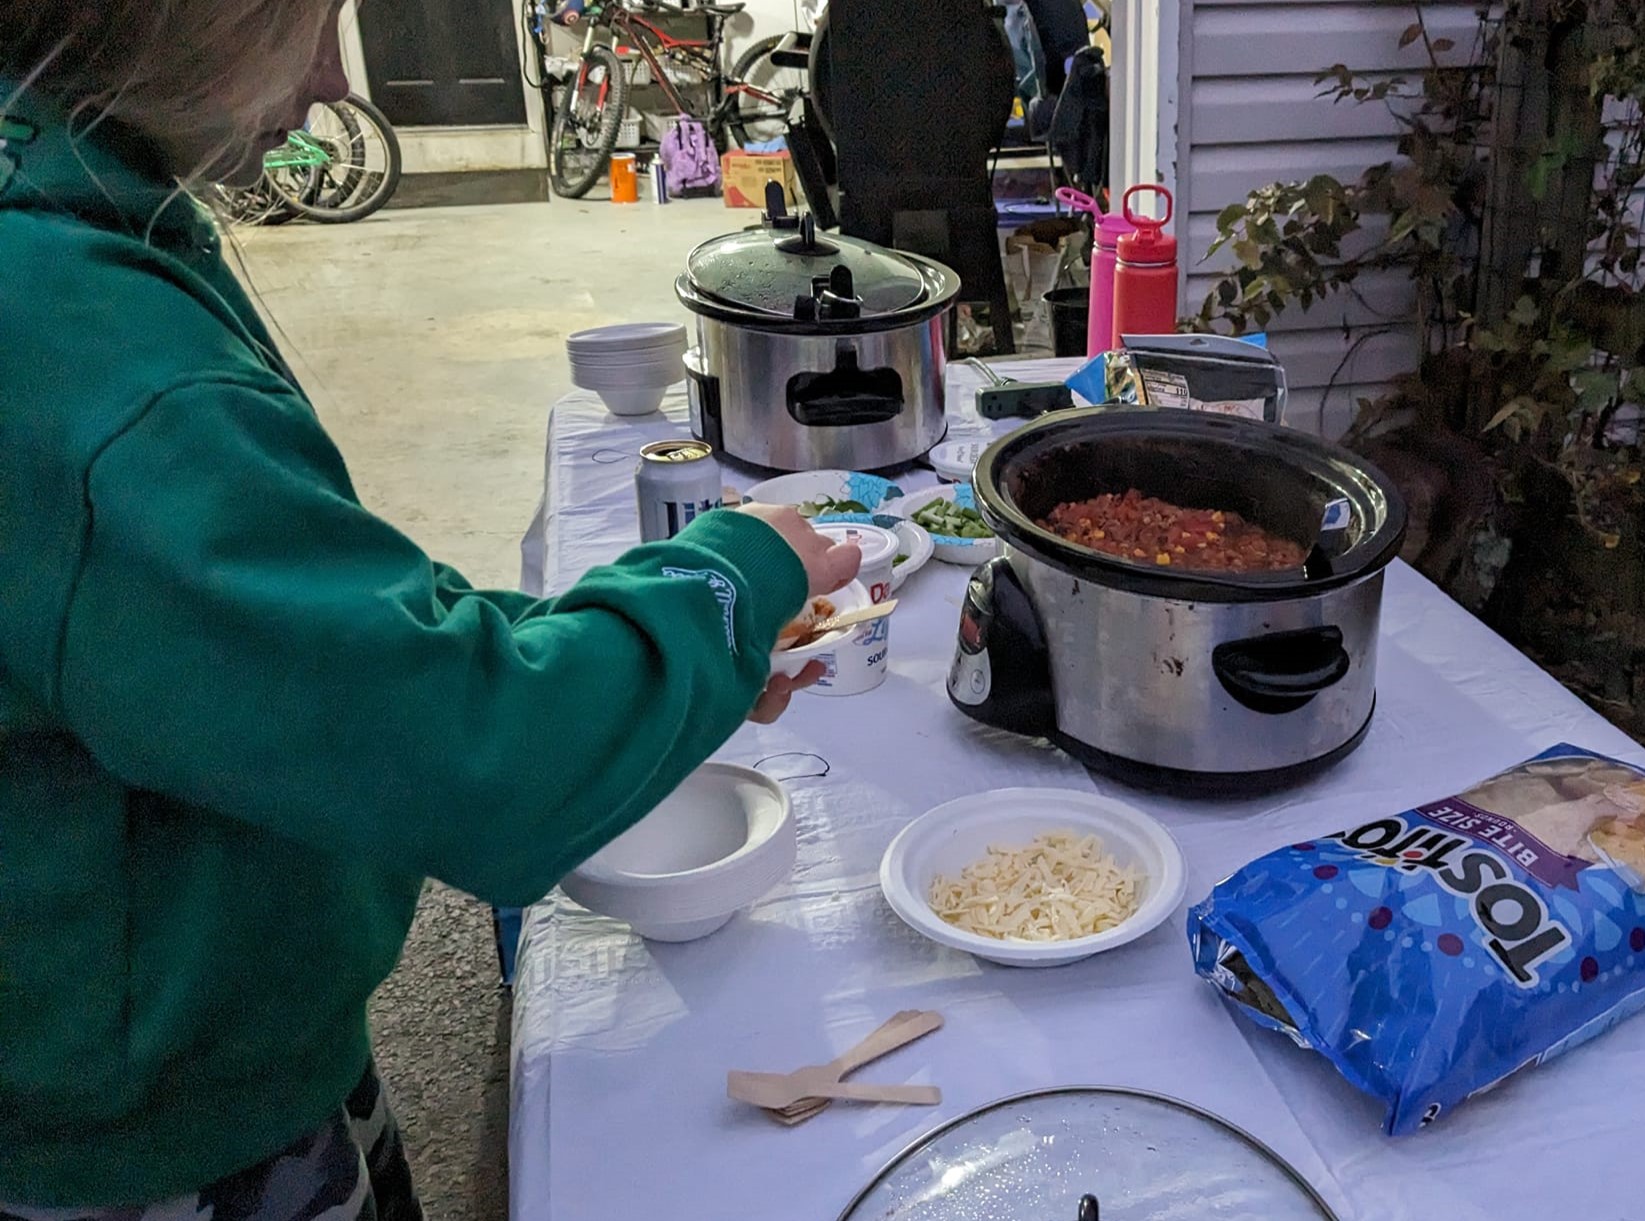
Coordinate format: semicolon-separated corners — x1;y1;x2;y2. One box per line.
1188;744;1645;1133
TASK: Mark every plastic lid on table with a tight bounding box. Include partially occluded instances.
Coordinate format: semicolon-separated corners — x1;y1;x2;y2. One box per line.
837;1087;1340;1221
928;439;989;484
812;520;900;567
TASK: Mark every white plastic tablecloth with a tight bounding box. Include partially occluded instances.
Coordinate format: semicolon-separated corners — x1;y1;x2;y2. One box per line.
511;362;1645;1221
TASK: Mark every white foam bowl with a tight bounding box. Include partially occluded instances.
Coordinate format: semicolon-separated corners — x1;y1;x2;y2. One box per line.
566;322;688;353
879;788;1187;967
560;762;795;942
568;345;687;368
589;385;669;416
769;580;871;678
570;357;685;388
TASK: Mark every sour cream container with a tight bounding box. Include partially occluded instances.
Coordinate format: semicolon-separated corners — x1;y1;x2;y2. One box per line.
808;522;899;696
814;522;899;605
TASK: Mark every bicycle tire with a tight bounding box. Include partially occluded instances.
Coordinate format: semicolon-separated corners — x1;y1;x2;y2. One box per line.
549;44;629;200
275;94;402;224
727;35;800;149
210;179;299;226
307;100;366;208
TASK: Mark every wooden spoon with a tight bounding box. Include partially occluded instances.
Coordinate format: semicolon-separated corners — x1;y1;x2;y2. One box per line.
813;597;897;634
729;1008;943;1115
766;1013;947;1125
776;598;900;651
728;1073;940;1110
773;1009;941;1122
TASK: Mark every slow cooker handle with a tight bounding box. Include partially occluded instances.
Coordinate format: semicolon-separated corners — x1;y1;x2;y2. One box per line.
786;349;905;427
1212;625;1350;715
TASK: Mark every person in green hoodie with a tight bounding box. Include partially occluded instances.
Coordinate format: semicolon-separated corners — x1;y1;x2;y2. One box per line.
0;2;862;1217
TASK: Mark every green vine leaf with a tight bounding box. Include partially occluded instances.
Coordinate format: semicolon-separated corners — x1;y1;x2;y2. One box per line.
1484;397;1533;433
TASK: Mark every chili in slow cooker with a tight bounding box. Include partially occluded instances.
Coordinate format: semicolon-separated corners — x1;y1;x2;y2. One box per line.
1040;489;1307;572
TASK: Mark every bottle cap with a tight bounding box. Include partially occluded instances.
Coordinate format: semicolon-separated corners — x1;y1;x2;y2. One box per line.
1117;184;1176;265
1096;210;1136;248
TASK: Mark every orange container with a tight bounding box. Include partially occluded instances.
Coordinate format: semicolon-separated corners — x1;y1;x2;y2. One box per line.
610;153;639;204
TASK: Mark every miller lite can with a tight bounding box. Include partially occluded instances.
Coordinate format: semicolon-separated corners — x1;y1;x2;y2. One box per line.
636;439;720;541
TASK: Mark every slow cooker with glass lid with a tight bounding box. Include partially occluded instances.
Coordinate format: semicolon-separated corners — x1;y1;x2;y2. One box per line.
677;207;960;473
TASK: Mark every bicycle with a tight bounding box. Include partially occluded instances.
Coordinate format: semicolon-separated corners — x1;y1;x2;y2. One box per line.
542;0;806;200
218;93;404;225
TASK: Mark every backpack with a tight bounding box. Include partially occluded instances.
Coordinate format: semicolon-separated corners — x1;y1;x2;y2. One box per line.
660;115;720;197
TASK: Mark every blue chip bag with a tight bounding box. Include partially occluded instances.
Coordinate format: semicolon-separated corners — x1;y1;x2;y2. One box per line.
1188;744;1645;1133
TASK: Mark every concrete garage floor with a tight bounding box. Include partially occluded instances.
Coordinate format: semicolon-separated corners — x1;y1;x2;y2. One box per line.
235;195;738;1221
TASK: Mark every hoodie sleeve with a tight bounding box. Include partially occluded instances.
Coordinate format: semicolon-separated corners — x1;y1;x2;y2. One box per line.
54;378;808;907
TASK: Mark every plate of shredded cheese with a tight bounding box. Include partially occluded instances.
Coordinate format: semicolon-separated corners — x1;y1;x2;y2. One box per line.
879;789;1186;966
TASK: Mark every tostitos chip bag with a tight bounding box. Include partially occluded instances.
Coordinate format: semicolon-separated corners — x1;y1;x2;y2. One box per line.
1188;744;1645;1133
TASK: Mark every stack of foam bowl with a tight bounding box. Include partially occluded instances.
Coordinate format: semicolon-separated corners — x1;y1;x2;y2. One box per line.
567;323;688;417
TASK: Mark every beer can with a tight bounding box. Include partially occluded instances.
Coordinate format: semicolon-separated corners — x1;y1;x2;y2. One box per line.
636;439;720;542
651;160;669;205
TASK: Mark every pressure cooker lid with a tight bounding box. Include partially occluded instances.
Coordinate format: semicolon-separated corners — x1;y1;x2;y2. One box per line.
684;223;931;319
837;1088;1339;1221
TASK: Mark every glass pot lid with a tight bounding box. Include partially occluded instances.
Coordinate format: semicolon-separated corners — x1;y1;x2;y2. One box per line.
683;223;931;319
837;1088;1340;1221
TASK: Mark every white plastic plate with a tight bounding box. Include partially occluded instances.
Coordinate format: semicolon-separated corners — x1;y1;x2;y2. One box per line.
879;788;1187;967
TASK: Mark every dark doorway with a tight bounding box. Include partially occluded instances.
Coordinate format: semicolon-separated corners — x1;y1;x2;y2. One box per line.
358;0;528;127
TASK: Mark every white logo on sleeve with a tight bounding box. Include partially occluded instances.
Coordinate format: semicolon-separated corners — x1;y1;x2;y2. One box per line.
662;567;738;654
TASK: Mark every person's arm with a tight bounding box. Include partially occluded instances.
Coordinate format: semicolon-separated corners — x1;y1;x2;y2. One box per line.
54;378;808;907
432;564;545;625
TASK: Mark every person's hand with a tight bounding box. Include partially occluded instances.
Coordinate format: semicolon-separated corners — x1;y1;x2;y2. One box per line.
735;505;858;724
748;659;825;723
736;503;861;596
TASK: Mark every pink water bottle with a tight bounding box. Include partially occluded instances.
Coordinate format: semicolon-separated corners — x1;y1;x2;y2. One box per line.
1056;186;1135;357
1110;184;1178;349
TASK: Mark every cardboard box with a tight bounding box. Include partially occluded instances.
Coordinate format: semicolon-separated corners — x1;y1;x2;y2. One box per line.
721;151;798;209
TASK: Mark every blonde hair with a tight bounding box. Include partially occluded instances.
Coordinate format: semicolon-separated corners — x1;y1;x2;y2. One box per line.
1;1;336;162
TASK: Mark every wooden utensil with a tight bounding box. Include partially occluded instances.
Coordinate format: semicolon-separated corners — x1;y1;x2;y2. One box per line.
809;598;898;635
772;1009;940;1123
728;1008;943;1120
727;1073;941;1110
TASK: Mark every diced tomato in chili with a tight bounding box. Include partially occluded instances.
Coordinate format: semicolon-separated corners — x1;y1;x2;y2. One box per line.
1039;488;1305;573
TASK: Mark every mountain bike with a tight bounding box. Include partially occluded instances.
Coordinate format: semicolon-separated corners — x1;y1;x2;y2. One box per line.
218;93;403;225
544;0;806;199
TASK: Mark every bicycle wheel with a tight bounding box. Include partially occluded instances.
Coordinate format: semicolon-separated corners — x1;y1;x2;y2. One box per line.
273;94;402;223
210;178;298;226
549;44;629;199
304;99;366;209
727;35;804;148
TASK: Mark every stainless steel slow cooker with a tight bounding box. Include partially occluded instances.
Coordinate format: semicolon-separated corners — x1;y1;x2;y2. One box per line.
677;213;959;472
947;409;1407;791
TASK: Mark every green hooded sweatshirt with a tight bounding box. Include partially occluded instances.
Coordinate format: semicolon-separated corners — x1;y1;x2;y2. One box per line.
0;94;806;1206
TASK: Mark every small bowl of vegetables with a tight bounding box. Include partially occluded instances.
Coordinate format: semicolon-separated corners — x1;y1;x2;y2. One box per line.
881;482;1001;566
742;470;902;519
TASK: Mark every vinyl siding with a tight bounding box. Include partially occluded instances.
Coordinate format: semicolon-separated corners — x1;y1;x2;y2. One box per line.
1170;0;1479;436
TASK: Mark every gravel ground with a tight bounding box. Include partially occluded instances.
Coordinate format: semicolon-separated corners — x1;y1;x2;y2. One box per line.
368;884;511;1221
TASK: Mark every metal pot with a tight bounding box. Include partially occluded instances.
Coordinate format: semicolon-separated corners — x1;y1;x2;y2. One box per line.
947;409;1407;791
677;208;959;472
